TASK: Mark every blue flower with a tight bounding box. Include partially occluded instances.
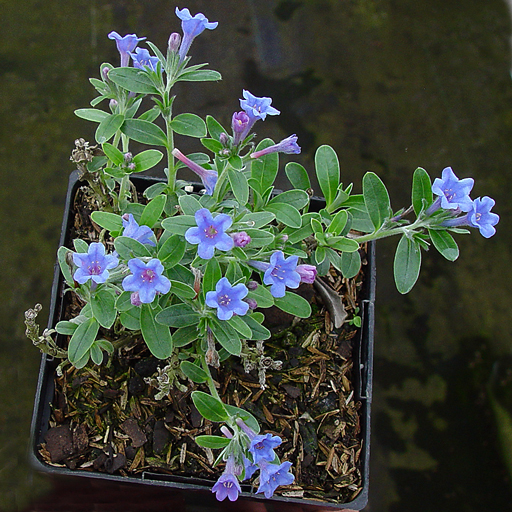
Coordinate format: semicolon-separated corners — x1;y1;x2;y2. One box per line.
73;242;119;285
205;277;249;321
122;258;171;304
468;196;499;238
129;48;160;71
108;31;146;67
175;7;218;62
185;208;234;260
172;148;217;195
249;433;282;464
240;90;280;122
122;214;156;246
211;456;241;502
249;251;300;298
250;134;301;159
256;461;295;499
431;167;474;212
243;456;258;480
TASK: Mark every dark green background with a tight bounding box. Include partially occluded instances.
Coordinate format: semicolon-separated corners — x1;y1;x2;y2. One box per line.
2;0;511;510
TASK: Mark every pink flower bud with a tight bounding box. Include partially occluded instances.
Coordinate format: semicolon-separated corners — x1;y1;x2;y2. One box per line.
296;264;317;284
168;32;181;53
231;231;251;248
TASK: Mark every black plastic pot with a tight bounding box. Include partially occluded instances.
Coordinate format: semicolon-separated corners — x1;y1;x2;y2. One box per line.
30;170;375;511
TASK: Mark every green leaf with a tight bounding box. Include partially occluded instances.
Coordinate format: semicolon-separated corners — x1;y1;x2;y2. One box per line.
268;189;309;210
161;215;197;235
209;318;241;355
315;145;340;207
115;291;134;312
173;325;198;347
178;194;202;216
68;318;99;366
250;139;279;194
412;167;433;215
203;258;222;294
132;149;164;172
155;304;200;327
178;68;222;82
144;182;167;199
108;67;160;94
228;168;249;205
191;391;229;422
428;229;459;261
170;113;207;138
90;344;104;365
201;137;223;153
340;250;362;278
285;161;311;190
394;235;421;294
180;361;208;383
327;236;360;253
102;142;125;166
95;114;124;144
57;246;74;285
140;194;166;228
195;435;231;449
243;228;275;247
265;203;301;228
91;211;123;233
240;211;275;229
121;119;168;146
75;108;109;123
140;304;173;359
206;115;227;141
91;288;117;329
247;285;274;309
274;292;312;318
114;236;151;260
120;307;141;330
158;235;186;267
362;171;391;231
55;320;78;335
228;315;253;339
224;405;260;433
73;239;89;253
327;210;349;235
169;280;196;300
243;315;271;341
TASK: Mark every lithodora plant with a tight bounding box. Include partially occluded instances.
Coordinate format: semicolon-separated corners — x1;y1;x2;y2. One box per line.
26;6;499;502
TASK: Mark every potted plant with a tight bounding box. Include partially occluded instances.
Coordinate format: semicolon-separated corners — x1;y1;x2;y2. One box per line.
25;6;499;510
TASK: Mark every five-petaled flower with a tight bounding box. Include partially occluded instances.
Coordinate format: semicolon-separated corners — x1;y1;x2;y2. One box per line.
211;456;241;502
256;460;295;499
175;7;218;62
430;167;474;213
238;90;280;140
122;214;156;246
185;208;234;260
236;418;282;464
250;134;301;159
442;196;499;238
108;31;146;67
205;277;249;321
249;251;301;298
129;48;160;71
73;242;119;285
172;148;218;195
122;258;171;304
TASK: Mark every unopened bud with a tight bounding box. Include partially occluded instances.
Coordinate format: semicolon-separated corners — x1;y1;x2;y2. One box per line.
109;99;118;111
247;280;258;291
102;66;110;81
168;32;181;53
219;132;229;146
246;298;258;310
128;162;136;171
124;152;133;162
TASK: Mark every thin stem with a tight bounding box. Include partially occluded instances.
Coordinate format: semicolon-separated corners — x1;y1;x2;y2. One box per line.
200;354;222;402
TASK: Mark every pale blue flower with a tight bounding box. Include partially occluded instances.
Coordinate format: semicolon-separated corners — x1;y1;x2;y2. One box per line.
205;277;249;321
250;134;301;159
211;455;241;501
175;7;218;62
122;258;171;304
256;460;295;498
185;208;234;260
249;251;300;298
122;214;156;246
108;31;146;67
431;167;474;213
172;148;217;195
249;433;282;464
129;48;160;71
442;196;499;238
73;242;119;284
239;90;280;140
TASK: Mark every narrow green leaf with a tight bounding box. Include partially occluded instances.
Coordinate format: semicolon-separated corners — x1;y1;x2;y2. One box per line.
75;108;109;123
394;235;421;294
206;115;227;141
155;304;200;327
170;113;207;138
327;210;349;235
90;211;123;233
209;318;241;355
285;161;311;190
268;189;309;210
228;168;249;205
201;137;223;153
265;203;301;228
178;69;222;82
102;142;125;166
191;391;229;422
178;194;202;216
203;258;222;294
120;307;141;330
315;145;340;207
243;315;271;341
169;280;196;299
108;67;160;94
250;139;279;194
55;321;78;335
274;292;312;318
68;318;99;365
115;291;134;312
114;236;151;260
240;211;275;229
195;435;231;449
139;195;166;228
158;235;186;267
121;118;168;146
180;360;209;383
173;325;198;347
73;239;89;253
228;315;253;339
161;215;197;235
243;228;275;247
224;405;260;433
327;236;360;253
340;250;362;278
412;167;433;215
95;114;124;144
90;344;104;365
247;285;274;309
57;246;74;285
428;229;459;261
140;304;173;359
362;171;391;230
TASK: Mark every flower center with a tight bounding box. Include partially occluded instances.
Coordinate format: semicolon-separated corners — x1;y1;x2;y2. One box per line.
444;188;456;201
270;265;284;280
218;294;231;306
224;481;233;488
87;261;102;275
141;269;155;282
205;225;218;238
475;212;482;221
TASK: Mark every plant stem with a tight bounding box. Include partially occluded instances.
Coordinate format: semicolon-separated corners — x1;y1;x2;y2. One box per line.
200;354;222;402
